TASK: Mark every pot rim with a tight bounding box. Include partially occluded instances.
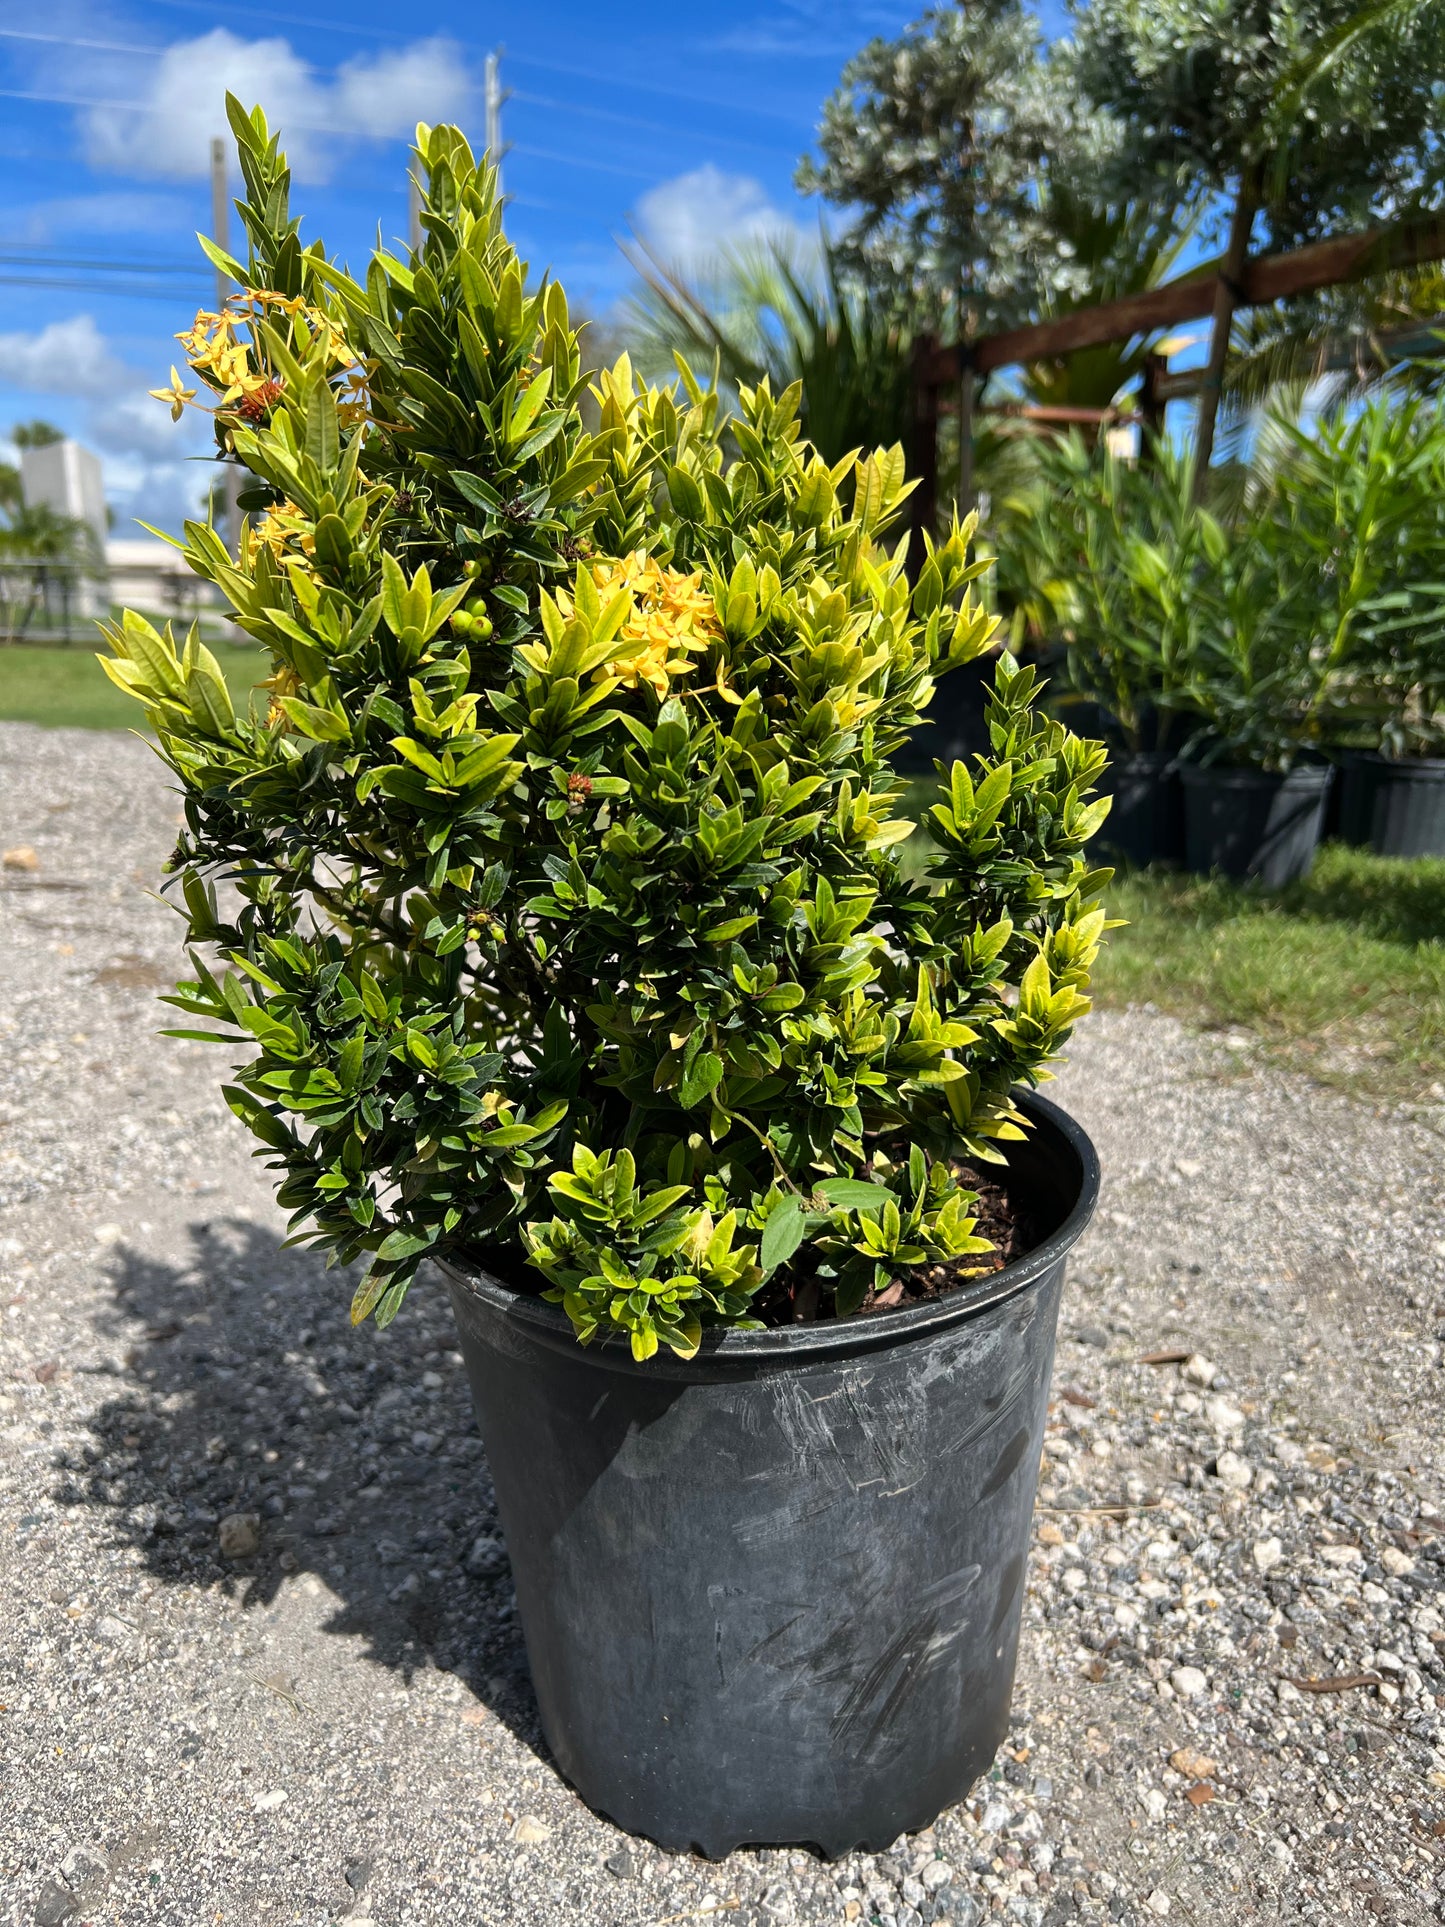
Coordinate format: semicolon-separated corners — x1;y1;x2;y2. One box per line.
1177;761;1333;791
438;1089;1099;1375
1343;750;1445;777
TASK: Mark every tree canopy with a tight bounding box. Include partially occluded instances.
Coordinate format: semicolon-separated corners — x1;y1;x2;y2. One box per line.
796;0;1133;333
1071;0;1445;248
801;0;1445;314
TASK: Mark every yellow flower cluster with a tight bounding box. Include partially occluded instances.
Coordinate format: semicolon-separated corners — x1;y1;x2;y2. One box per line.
152;288;370;427
260;660;302;729
247;500;316;564
591;552;719;697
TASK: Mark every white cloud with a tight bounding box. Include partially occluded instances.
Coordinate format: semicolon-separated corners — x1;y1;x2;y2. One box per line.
635;165;809;272
335;42;472;141
80;30;473;184
104;452;216;536
0;312;218;532
0;316;128;399
91;390;209;463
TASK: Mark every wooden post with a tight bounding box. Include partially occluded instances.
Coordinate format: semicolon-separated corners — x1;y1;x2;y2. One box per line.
1192;166;1259;498
957;349;975;519
485;50;510;194
909;333;940;580
1138;351;1166;466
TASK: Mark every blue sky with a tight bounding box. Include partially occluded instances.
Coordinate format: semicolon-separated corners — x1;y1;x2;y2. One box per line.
0;0;938;534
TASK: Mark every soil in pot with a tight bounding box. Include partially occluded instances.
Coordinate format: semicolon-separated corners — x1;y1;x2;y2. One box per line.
1338;753;1445;859
1179;761;1332;887
440;1092;1099;1858
751;1161;1039;1326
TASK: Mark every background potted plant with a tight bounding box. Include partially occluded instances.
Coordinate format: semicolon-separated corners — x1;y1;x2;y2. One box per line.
103;102;1110;1856
1285;395;1445;859
995;436;1208;870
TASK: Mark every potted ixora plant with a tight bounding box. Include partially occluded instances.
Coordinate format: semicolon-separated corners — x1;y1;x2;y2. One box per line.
105;102;1109;1857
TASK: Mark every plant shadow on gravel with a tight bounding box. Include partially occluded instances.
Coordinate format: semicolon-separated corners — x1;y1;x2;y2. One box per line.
55;1215;548;1759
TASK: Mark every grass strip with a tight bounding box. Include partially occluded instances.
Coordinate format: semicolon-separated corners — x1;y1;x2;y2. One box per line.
1096;849;1445;1099
0;642;272;732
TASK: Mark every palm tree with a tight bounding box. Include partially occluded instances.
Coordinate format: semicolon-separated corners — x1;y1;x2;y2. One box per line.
620;233;926;469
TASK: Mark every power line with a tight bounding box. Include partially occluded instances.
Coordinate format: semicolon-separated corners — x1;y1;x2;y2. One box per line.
0;12;812;127
0;27;805;158
0;83;674;182
0;249;207;275
0;26;169;57
0;273;206;296
509;89;784;161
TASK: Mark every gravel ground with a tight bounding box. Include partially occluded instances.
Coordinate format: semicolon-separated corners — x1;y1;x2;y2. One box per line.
3;718;1445;1927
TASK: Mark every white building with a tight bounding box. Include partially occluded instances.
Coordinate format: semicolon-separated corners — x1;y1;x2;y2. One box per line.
104;537;217;626
15;439;109;623
6;440;221;633
19;439;107;545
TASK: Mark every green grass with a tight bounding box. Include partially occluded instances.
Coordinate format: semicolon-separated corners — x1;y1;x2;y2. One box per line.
0;643;272;731
898;782;1445;1098
1095;847;1445;1098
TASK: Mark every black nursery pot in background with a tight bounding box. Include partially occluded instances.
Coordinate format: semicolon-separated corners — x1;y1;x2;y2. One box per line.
894;652;994;775
1179;762;1333;887
1337;753;1445;859
1094;750;1184;870
440;1093;1100;1859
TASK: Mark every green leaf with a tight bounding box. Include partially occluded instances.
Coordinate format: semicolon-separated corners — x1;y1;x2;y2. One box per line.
508;366;553;444
304;380;340;472
350;1268;389;1325
760;1196;806;1277
679;1050;723;1109
816;1178;896;1216
377;1227;434;1262
277;697;350;742
313;513;352;572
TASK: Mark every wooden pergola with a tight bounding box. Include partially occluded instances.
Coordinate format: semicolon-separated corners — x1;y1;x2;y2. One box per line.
909;206;1445;556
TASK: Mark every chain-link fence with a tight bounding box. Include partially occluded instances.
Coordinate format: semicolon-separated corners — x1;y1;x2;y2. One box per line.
0;557;222;646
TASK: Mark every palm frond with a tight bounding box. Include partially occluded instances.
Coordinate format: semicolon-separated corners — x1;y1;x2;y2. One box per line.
619;231;928;468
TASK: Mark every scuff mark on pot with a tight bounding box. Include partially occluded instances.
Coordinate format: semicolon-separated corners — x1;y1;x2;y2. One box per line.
827;1563;983;1760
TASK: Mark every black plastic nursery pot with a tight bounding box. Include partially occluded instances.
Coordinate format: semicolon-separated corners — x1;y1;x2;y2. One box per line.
439;1092;1099;1859
1179;761;1333;887
1337;753;1445;859
894;653;994;774
1094;750;1184;870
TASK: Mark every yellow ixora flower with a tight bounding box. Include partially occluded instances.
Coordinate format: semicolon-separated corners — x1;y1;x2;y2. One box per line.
173;291;364;421
149;366;198;422
588;552;720;698
261;661;302;730
248;501;316;566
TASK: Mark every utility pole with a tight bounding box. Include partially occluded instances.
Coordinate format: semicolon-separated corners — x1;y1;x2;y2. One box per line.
209;137;241;555
485;49;510;193
209;137;230;314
